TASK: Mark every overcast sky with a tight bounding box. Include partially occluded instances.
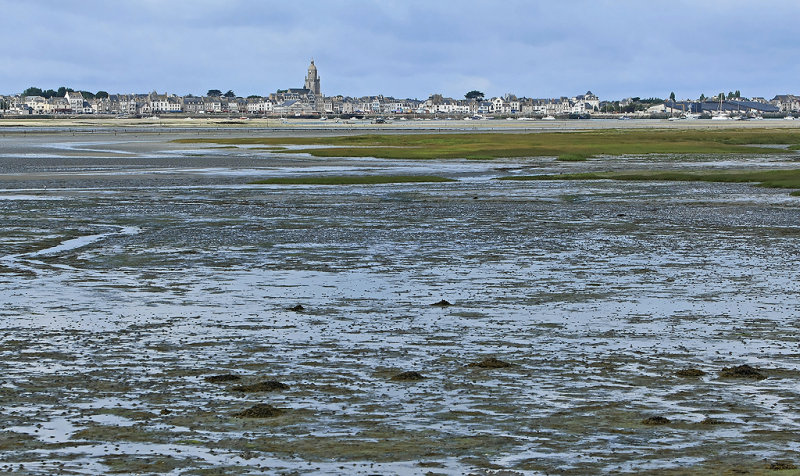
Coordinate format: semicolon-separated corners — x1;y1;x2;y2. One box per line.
1;0;798;100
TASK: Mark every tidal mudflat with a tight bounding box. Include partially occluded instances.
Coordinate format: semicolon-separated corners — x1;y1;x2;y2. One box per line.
2;128;800;474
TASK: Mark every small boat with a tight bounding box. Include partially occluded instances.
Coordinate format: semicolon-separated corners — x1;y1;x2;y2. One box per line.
542;115;556;121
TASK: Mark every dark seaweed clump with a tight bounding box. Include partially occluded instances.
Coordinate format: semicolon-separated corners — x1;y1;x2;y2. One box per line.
719;364;766;380
768;461;797;470
676;368;706;377
391;371;425;381
234;404;285;418
468;357;512;369
700;417;725;425
642;416;670;425
231;380;290;392
204;374;242;383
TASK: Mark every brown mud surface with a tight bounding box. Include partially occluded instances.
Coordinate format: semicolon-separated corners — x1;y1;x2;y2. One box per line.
1;129;800;474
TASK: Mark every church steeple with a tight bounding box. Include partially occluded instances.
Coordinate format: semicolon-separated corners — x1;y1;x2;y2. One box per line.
304;59;321;96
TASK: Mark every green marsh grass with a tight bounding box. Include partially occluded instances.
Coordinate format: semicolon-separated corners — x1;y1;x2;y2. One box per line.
557;153;591;161
175;129;800;160
498;169;800;195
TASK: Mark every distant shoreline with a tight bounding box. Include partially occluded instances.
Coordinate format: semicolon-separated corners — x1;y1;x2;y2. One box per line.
2;116;800;134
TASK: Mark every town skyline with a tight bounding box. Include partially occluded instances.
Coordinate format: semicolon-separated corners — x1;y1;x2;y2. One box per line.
4;58;798;107
2;1;799;100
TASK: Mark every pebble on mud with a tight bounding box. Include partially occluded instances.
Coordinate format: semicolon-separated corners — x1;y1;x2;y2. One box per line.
768;461;797;470
204;374;242;383
430;299;452;306
719;364;766;380
234;404;285;418
287;304;305;312
642;416;670;425
391;371;425;381
468;357;512;369
676;368;706;377
231;380;290;392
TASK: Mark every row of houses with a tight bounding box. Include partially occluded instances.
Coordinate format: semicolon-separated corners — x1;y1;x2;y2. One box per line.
0;90;602;117
2;90;798;117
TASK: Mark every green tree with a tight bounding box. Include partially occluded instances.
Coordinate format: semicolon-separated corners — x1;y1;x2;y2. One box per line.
79;91;95;99
465;90;485;101
734;90;741;98
207;89;222;97
22;86;43;97
699;93;706;101
224;90;236;98
95;91;109;99
669;91;676;102
41;89;57;98
56;86;73;97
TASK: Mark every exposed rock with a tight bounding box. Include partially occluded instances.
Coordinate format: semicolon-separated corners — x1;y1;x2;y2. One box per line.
234;404;285;418
676;368;706;377
642;416;670;425
430;300;452;307
719;364;766;380
288;304;305;312
231;380;290;392
468;357;512;369
204;374;242;383
391;371;425;381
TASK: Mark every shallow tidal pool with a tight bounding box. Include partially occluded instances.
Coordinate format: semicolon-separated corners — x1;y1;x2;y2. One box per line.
1;131;800;475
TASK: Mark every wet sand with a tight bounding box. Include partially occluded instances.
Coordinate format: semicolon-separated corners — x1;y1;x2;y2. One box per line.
1;129;800;474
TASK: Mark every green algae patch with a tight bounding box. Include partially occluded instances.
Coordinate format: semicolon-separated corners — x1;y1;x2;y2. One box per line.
557;153;591;161
175;129;800;159
499;168;800;194
250;175;456;185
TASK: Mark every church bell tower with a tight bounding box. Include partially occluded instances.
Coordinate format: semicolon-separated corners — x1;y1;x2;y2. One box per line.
304;59;321;96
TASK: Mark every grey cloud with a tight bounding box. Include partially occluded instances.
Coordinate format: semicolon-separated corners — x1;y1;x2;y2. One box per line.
1;0;798;99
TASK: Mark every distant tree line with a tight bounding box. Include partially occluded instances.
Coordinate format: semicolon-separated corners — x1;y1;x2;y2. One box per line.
693;90;743;102
207;89;236;97
21;86;108;99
